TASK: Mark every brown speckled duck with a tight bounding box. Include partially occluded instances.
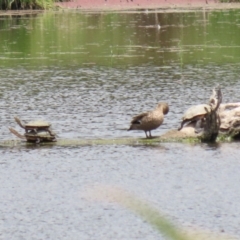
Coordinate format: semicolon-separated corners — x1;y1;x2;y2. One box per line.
128;102;169;138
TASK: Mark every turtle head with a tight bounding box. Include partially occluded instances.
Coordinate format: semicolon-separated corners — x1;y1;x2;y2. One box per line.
14;116;26;129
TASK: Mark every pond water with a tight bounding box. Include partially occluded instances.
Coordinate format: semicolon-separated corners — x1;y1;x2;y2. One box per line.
0;9;240;239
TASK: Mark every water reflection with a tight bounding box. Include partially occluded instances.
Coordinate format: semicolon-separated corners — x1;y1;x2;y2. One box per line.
0;10;240;68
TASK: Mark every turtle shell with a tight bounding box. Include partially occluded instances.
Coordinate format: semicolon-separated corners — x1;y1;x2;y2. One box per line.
182;104;211;121
25;120;51;130
25;130;56;142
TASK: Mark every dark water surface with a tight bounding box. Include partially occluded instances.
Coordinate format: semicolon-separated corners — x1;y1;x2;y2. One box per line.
0;9;240;239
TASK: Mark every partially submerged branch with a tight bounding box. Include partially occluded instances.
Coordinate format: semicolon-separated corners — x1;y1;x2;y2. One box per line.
199;87;222;142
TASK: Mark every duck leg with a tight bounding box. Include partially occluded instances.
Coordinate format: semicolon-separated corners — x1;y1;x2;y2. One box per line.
149;131;152;138
145;131;149;138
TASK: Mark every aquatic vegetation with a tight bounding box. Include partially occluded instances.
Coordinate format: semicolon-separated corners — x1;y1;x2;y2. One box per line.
0;0;53;10
86;185;236;240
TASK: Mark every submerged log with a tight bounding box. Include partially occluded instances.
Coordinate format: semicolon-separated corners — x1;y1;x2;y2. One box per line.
0;135;200;148
2;129;238;149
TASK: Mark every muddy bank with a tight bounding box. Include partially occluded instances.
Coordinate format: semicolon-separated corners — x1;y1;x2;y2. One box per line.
1;0;240;15
56;0;240;10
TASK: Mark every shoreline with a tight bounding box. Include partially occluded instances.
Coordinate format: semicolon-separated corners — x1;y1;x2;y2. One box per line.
56;0;240;11
1;1;240;15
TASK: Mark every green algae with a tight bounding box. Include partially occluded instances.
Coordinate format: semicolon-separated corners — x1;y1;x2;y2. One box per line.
2;128;239;148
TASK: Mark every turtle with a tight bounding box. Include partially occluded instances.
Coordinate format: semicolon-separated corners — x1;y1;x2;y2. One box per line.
9;116;56;143
14;116;54;134
178;104;211;131
9;127;56;143
128;102;169;138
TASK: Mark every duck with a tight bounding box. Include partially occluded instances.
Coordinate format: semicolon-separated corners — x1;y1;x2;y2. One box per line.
128;102;169;138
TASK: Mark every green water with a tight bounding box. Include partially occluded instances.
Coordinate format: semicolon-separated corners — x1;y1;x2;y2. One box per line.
1;9;240;69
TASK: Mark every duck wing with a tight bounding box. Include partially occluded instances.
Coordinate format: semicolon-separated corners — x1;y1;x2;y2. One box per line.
131;112;149;124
